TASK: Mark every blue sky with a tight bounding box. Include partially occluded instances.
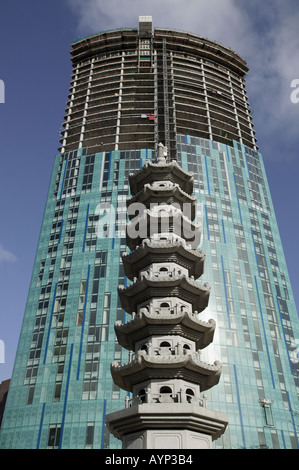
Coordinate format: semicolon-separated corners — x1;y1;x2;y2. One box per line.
0;0;298;382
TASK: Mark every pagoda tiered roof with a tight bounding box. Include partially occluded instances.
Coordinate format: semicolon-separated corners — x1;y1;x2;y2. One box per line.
129;159;194;196
114;309;216;351
111;350;222;392
118;273;210;314
122;237;205;280
126;206;202;251
127;182;198;220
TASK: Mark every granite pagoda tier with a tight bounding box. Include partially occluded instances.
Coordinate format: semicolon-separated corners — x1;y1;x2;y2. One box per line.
106;144;228;449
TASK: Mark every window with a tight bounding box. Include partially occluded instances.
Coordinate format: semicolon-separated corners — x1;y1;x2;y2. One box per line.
84;214;99;252
186;388;195;403
52;328;68;363
85;422;95;449
53;383;62;402
76;280;87;325
60;151;80;198
82;154;95;192
26;385;35;405
47;424;61;449
261;400;274;426
82;379;97;400
138;388;146;403
159;386;173;402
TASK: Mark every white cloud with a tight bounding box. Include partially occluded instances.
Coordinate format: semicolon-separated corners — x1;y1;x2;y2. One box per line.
242;3;299;159
67;0;248;43
0;245;17;263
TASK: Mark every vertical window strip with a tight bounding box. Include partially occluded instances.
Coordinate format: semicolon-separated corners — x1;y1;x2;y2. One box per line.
251;228;261;277
286;392;299;449
233;364;246;449
81;154;95;192
47;424;61;449
204;205;210;241
77;265;91;380
101;399;107;449
43;283;58;364
280;430;286;449
233;172;243;224
60;151;80;199
58;220;64;244
99;152;106;191
58;343;73;449
222;219;226;244
107;151;112;180
254;277;276;389
225;144;230;163
36;403;46;449
112;223;116;250
204;155;211;195
82;204;90;252
85;422;95;449
223;148;232;200
243;150;251;180
221;255;231;329
276;296;294;375
58;160;68;200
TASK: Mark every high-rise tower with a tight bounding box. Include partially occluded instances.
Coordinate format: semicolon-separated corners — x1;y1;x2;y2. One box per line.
0;16;298;449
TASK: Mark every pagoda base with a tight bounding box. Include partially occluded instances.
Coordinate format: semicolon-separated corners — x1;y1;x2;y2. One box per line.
106;402;228;449
123;429;212;449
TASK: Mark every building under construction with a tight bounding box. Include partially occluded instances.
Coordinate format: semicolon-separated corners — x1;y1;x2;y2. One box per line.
62;16;256;159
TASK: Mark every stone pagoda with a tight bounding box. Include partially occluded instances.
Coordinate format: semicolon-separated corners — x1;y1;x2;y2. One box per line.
106;144;228;449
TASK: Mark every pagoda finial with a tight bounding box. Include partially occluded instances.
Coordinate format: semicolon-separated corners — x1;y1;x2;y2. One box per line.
157;142;167;163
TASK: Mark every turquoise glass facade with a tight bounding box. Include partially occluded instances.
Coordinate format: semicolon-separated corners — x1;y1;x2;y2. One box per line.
178;135;299;449
0;135;298;449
